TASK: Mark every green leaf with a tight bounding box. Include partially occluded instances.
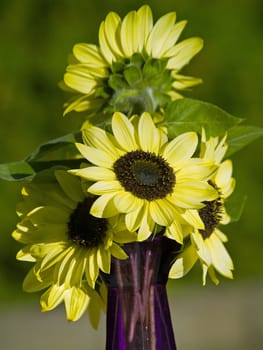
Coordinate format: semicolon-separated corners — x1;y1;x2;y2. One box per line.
0;132;83;182
226;125;263;156
0;161;35;181
26;132;82;162
164;98;242;138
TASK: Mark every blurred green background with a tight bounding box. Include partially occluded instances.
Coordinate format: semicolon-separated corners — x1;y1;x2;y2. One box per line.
0;0;262;349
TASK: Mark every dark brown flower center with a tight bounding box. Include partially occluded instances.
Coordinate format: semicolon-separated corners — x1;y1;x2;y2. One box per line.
113;150;176;201
199;184;222;239
68;197;108;248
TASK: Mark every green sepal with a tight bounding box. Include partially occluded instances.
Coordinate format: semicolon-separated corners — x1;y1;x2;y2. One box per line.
111;60;126;74
108;74;128;91
143;57;167;79
124;65;142;86
0;132;83;182
130;53;144;68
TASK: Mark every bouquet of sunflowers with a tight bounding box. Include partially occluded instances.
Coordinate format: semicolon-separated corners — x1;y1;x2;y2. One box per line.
1;5;262;349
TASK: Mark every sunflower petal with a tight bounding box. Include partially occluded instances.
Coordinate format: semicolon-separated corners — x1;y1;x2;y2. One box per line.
110;243;128;259
136;5;153;51
112;112;137;151
90;193;119;218
64;287;89;321
146;12;177;58
120;11;138;57
138;112;160;153
169;244;198;279
162;132;198;164
73;43;107;66
75;143;116;167
166;37;204;71
40;284;65;311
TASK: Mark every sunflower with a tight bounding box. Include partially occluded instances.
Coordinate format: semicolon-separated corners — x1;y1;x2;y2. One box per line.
62;5;203;117
169;133;235;284
12;168;136;323
70;112;218;241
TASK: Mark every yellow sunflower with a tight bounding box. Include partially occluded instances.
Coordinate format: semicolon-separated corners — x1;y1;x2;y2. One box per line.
12;168;136;323
169;133;235;284
70;112;218;241
63;5;203;116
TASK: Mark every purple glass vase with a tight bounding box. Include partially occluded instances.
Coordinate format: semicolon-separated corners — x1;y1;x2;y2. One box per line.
104;236;180;350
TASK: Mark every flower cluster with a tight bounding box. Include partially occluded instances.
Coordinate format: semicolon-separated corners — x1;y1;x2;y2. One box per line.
62;5;202;117
12;5;242;327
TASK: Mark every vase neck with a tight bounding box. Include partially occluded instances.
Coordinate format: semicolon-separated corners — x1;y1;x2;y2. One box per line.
105;236;180;350
105;236;180;288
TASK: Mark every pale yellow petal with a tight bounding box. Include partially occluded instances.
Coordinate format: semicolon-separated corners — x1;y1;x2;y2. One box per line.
54;247;77;286
69;250;87;286
120;10;138;57
40;284;65;311
85;249;98;288
16;247;36;262
125;204;144;231
103;12;123;57
136;5;153;51
215;160;235;198
73;43;107;66
169;245;198;279
207;266;220;285
110;243;128;259
72;166;115;181
88;180;122;195
64;72;96;94
162;20;187;56
214;228;228;242
90;193;118;218
165;220;183;244
39;244;71;272
97;247;111;274
138;112;160;153
75;143;116;167
172;74;203;90
170;182;218;208
146;12;177;58
137;211;154;241
176;162;216;182
99;19;117;64
191;231;212;265
82;125;121;157
149;199;176;226
162;132;198;165
181;209;204;230
114;192;141;213
64;287;89;321
205;234;234;278
166;37;204;71
112;112;137;151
